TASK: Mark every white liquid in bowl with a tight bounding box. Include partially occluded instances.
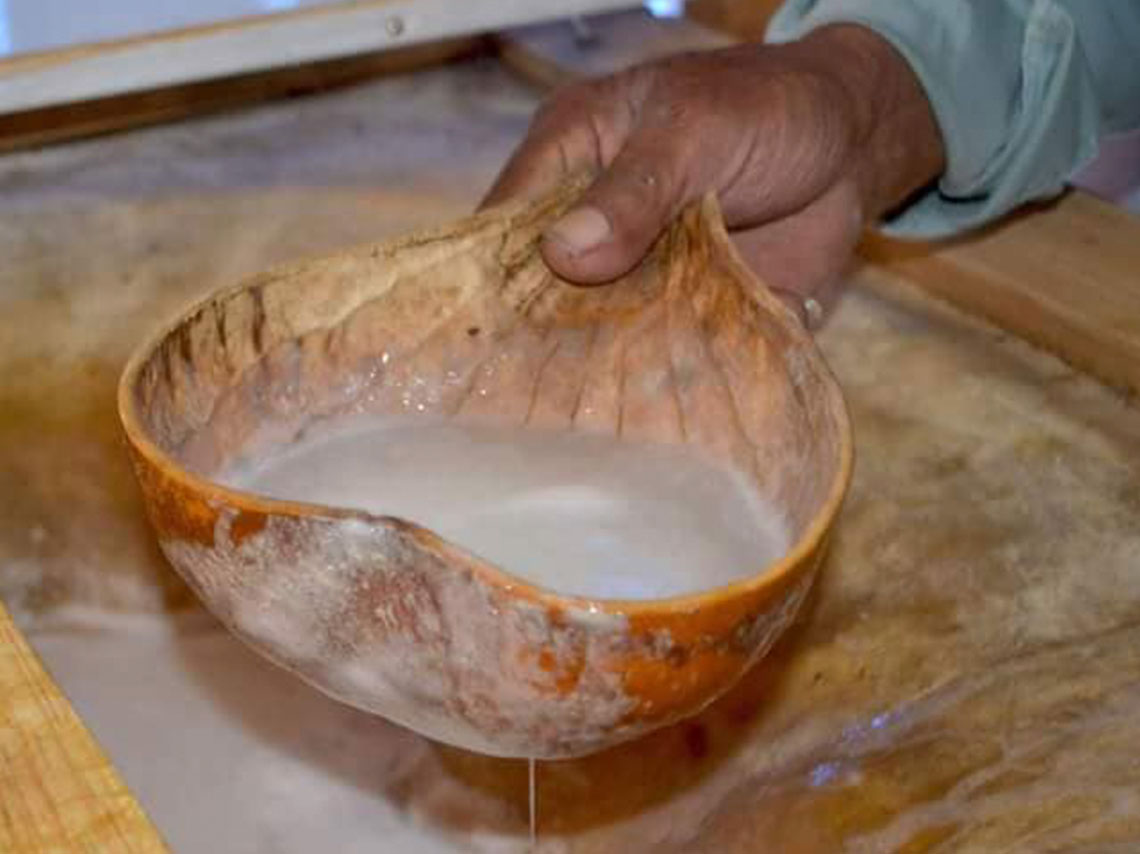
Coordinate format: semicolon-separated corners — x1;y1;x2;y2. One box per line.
221;417;790;600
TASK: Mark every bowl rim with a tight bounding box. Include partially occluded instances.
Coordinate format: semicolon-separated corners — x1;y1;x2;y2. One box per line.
117;198;854;619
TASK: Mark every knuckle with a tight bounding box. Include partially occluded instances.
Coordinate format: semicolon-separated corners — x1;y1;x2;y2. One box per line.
530;97;570;133
531;85;588;131
535;78;604;121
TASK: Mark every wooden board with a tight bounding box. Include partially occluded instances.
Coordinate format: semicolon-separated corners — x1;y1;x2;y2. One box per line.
0;600;169;854
687;0;784;40
0;37;483;154
0;0;638;117
498;11;1140;398
861;195;1140;398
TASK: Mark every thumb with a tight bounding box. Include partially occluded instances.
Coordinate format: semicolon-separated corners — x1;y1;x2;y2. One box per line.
541;130;691;285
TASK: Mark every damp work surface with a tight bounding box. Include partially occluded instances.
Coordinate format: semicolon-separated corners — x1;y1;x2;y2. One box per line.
221;418;789;600
3;59;1140;854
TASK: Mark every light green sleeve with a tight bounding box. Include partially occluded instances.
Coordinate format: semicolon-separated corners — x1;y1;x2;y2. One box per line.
766;0;1140;238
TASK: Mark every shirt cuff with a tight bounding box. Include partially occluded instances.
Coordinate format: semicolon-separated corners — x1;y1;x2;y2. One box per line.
766;0;1103;239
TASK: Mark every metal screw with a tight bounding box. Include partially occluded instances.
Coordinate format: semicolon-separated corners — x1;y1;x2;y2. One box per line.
570;16;599;48
385;15;405;37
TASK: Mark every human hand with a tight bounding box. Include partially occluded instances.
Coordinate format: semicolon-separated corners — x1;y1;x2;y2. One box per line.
483;24;944;328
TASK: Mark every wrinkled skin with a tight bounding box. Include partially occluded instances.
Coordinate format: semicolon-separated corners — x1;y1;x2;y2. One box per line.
484;24;945;327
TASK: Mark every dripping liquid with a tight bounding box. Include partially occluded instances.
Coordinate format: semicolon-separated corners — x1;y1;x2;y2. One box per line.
529;756;537;850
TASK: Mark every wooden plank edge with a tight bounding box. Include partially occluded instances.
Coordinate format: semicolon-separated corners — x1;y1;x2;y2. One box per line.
0;600;170;853
0;37;484;155
860;199;1140;400
0;0;639;116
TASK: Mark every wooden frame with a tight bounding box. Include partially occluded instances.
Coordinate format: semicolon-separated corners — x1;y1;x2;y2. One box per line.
0;37;484;154
0;0;639;116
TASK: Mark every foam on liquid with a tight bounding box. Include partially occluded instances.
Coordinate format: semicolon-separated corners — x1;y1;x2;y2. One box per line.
222;417;790;601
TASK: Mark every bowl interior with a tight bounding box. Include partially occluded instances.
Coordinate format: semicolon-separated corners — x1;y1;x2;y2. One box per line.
124;194;851;599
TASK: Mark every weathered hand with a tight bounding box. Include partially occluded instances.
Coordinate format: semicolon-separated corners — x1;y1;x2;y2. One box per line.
483;24;944;328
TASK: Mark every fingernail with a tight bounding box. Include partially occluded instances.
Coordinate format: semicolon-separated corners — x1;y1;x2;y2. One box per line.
547;206;611;255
